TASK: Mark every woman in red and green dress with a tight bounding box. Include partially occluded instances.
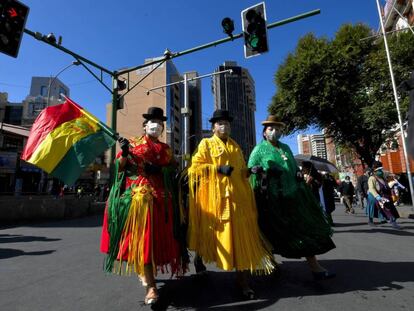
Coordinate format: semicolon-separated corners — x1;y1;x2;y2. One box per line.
100;107;187;305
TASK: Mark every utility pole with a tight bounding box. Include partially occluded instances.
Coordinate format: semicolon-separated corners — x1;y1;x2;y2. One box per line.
182;73;190;167
375;0;414;205
147;69;232;167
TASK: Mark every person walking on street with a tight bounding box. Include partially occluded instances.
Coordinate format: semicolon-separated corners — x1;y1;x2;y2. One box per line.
366;161;401;229
357;169;370;209
248;115;336;281
187;109;275;299
388;175;406;206
301;161;323;205
339;176;355;214
100;107;187;305
322;173;337;226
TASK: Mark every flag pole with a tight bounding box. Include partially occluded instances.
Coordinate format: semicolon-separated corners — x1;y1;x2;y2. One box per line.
375;0;414;205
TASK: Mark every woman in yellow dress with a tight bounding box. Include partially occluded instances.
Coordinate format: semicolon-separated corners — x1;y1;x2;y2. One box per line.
187;109;275;299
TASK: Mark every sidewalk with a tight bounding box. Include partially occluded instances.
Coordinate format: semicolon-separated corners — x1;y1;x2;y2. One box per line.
396;204;414;219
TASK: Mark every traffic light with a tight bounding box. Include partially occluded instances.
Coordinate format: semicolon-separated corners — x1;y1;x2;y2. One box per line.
221;17;235;37
241;2;269;58
0;0;30;58
114;78;127;91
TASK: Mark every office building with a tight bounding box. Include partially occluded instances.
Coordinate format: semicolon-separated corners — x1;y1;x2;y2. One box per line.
211;61;256;157
22;77;69;126
297;133;327;159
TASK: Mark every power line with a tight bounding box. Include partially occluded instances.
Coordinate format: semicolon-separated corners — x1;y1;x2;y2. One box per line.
0;82;29;88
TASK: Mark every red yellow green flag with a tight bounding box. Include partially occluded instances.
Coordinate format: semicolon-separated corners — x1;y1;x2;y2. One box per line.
21;97;116;185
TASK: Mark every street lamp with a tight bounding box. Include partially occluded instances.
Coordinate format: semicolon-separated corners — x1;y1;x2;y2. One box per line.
46;60;80;107
38;60;80;193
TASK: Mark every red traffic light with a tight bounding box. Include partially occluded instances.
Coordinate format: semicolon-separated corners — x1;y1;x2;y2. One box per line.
7;7;18;18
0;0;30;58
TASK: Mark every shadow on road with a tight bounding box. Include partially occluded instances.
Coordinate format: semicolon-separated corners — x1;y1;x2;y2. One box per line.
0;234;61;244
0;248;55;259
332;222;368;228
335;228;414;236
148;259;414;310
0;214;103;229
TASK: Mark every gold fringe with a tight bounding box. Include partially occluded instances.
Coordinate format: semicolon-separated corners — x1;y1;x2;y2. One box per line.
187;139;276;274
117;184;153;276
188;164;220;263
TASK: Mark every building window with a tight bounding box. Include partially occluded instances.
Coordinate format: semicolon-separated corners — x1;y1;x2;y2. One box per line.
40;86;48;96
59;87;67;100
32;102;45;117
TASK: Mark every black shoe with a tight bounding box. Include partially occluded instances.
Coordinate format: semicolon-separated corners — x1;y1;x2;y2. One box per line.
241;288;256;300
194;256;207;275
312;270;336;280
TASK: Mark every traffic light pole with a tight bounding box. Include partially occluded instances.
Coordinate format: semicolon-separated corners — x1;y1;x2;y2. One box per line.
117;9;321;76
21;8;321;181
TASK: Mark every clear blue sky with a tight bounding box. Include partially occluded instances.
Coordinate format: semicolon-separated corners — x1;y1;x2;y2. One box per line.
0;0;382;154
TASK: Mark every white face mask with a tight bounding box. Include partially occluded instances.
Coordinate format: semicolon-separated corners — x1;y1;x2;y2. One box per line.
146;121;163;138
218;124;231;135
266;129;281;142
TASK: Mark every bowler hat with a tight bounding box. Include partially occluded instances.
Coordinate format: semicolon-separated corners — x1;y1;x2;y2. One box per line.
209;109;233;123
261;115;286;126
142;107;167;121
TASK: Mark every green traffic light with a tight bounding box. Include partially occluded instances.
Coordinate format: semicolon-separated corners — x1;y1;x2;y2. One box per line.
249;35;259;48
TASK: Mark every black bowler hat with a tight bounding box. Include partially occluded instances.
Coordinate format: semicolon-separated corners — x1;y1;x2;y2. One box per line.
209;109;233;123
142;107;167;121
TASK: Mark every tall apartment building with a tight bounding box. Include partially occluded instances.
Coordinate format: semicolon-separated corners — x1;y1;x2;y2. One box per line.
297;134;311;155
22;77;69;126
297;133;327;159
310;134;327;159
108;59;201;159
211;61;256;157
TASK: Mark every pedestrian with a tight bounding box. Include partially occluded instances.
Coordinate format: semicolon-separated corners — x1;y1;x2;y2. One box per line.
301;161;323;204
100;107;187;305
388;175;406;206
248;115;336;280
187;109;275;299
322;172;337;226
338;176;355;214
366;161;401;229
356;169;370;209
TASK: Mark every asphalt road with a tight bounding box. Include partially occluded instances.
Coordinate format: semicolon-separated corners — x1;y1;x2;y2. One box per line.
1;204;414;311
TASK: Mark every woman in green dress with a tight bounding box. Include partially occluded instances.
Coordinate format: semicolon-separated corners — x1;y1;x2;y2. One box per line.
248;115;336;280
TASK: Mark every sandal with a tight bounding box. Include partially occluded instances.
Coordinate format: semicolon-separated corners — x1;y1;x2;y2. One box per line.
144;285;158;305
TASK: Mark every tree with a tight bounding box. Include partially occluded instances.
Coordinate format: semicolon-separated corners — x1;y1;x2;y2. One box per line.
270;23;414;167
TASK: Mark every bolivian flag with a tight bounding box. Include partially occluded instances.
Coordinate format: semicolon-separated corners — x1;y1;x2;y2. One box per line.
21;97;117;185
